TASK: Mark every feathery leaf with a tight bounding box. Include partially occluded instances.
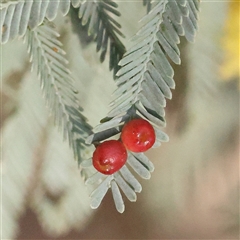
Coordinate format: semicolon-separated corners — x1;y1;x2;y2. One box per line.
26;21;92;165
73;0;126;74
85;0;200;212
0;0;81;44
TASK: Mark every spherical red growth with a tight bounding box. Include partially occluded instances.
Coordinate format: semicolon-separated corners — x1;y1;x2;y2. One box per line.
120;119;156;152
92;140;127;175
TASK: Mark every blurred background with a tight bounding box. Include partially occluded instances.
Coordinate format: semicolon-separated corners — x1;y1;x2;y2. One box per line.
1;1;239;239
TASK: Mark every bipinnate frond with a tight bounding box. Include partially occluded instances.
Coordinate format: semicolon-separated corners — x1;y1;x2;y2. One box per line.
0;0;81;44
111;0;199;122
73;0;126;73
85;0;200;212
26;21;92;165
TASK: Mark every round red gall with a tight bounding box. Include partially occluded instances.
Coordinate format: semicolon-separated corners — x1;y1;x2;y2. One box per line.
92;140;127;175
120;119;156;152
